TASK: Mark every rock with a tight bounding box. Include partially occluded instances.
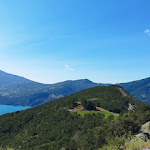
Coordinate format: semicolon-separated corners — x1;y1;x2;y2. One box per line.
140;121;150;134
136;121;150;140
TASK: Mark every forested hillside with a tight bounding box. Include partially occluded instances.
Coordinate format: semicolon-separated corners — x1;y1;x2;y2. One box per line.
1;85;149;150
1;70;150;107
119;77;150;104
0;70;107;106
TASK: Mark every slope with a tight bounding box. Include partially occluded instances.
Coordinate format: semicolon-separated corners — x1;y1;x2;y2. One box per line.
0;85;144;150
0;70;32;87
119;77;150;103
2;69;150;107
0;70;108;106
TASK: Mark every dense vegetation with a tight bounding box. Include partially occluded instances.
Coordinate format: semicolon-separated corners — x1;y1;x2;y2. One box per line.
66;85;139;113
0;85;149;150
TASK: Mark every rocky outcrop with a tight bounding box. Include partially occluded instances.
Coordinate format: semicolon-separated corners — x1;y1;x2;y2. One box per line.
136;121;150;141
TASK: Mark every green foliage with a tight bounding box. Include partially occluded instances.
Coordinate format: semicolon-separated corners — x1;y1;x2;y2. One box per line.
81;99;96;110
66;85;139;113
100;133;132;150
0;85;149;150
77;111;118;119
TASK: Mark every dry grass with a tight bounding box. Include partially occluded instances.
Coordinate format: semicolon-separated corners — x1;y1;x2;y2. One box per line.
96;107;110;112
68;105;84;112
76;101;81;105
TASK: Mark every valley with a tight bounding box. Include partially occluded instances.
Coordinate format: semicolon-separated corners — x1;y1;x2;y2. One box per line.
0;71;150;149
1;70;150;109
1;1;150;149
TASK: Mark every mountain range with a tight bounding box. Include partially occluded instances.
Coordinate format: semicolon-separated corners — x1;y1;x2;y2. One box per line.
0;70;150;149
0;70;150;106
0;70;108;106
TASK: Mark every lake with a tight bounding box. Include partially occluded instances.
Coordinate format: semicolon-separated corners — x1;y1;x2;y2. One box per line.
0;105;31;116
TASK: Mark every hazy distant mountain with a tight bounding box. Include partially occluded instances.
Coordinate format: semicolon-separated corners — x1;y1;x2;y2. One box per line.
119;77;150;103
1;69;150;106
0;70;32;87
0;70;108;106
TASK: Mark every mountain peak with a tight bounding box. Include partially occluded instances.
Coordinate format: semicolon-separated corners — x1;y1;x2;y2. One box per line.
76;79;94;83
0;69;32;87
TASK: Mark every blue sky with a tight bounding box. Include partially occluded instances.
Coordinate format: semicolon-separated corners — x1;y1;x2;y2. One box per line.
0;0;150;84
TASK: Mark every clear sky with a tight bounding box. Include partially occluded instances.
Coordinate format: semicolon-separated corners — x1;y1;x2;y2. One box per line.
0;0;150;84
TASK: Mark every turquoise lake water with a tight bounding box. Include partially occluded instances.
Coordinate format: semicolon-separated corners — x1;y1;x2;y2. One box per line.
0;105;31;116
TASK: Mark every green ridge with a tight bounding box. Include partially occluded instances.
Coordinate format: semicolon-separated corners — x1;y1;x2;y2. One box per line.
0;85;149;150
